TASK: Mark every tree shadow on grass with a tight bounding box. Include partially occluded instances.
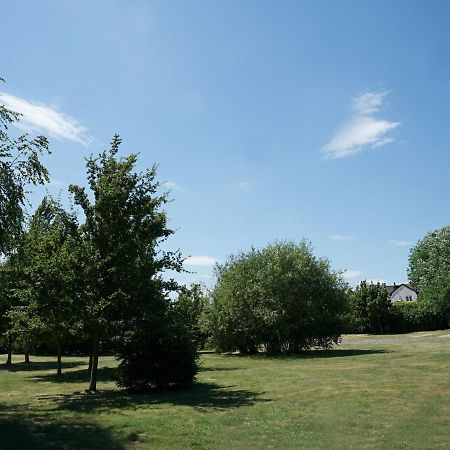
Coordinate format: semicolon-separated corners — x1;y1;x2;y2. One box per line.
227;348;390;360
34;364;241;384
292;348;390;359
32;366;116;384
1;360;85;372
198;365;240;372
38;382;269;414
0;404;124;450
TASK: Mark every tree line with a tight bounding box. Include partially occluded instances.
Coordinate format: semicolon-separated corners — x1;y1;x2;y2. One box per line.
174;234;450;356
0;88;196;392
2;78;450;393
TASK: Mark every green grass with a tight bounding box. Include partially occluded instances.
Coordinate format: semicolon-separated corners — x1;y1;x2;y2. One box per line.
1;330;450;449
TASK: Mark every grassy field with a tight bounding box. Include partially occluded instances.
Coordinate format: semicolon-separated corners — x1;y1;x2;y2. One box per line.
1;330;450;449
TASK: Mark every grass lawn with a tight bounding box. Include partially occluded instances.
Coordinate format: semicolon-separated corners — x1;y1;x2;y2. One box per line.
1;330;450;449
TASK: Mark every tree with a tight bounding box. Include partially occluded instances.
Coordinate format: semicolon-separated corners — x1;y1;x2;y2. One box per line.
208;241;347;354
116;319;198;392
351;281;391;334
409;227;450;327
69;135;186;392
0;79;50;255
172;284;210;350
0;258;17;365
16;196;82;375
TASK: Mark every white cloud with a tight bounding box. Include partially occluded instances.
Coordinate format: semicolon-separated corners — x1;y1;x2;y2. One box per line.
352;91;387;115
163;181;185;192
327;234;354;241
322;90;400;159
238;181;254;191
0;92;90;145
343;270;362;279
184;256;218;266
388;240;411;247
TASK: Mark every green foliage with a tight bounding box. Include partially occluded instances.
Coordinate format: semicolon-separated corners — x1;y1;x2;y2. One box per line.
116;320;198;392
0;81;50;254
172;284;210;350
0;258;18;353
389;300;448;333
409;226;450;326
69;135;192;391
15;197;82;366
351;281;392;334
208;241;347;354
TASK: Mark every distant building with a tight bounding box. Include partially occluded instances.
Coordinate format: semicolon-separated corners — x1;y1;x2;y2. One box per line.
383;283;417;303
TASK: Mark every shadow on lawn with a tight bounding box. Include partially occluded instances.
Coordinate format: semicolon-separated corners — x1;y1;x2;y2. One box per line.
1;360;85;372
0;404;124;450
228;348;390;359
32;366;115;384
38;382;269;413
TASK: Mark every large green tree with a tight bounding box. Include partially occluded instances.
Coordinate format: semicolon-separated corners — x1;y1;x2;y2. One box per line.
0;80;50;254
70;135;184;392
351;281;392;334
0;258;18;365
16;196;82;374
172;283;210;350
208;241;347;354
409;227;450;326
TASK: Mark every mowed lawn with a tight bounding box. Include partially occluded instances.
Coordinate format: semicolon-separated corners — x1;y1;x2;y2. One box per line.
1;331;450;449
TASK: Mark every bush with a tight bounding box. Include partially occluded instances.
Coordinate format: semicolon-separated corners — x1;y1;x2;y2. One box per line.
207;241;347;354
116;321;198;392
388;301;449;333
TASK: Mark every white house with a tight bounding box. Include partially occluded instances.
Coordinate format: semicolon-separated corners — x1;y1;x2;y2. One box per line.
383;283;417;303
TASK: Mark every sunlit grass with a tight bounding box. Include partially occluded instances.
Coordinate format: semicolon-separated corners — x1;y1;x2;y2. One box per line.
1;330;450;449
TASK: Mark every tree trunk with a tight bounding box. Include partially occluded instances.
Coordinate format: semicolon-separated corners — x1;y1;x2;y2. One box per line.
88;332;100;392
24;351;30;364
377;316;384;334
6;339;12;366
88;340;94;373
57;342;62;376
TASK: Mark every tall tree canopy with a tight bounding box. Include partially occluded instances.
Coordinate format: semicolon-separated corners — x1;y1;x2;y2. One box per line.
0;80;50;254
351;281;392;334
208;241;347;354
409;226;450;325
16;196;82;374
69;135;185;392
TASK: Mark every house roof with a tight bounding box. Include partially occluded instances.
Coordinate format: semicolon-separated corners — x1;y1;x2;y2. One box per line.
384;283;417;295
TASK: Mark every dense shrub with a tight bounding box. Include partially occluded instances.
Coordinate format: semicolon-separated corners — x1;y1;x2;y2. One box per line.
207;241;347;354
116;320;198;392
388;301;448;333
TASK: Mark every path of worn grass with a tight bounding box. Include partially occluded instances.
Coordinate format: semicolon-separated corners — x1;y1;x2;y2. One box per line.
1;330;450;449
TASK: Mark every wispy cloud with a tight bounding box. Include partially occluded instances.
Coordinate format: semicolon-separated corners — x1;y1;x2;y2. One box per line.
163;181;185;192
343;270;362;279
184;256;218;266
322;90;400;159
0;92;90;145
238;181;254;191
388;240;411;247
327;234;354;241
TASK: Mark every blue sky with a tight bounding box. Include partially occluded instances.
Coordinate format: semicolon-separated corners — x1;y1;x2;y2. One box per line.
2;0;450;287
